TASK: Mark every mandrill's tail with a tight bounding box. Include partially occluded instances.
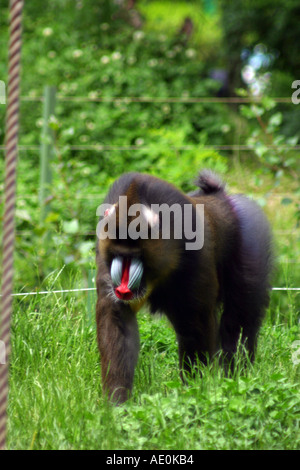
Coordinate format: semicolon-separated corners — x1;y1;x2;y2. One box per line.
195;170;226;195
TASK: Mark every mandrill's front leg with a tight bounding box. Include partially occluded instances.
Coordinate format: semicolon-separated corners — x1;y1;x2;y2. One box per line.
96;292;140;404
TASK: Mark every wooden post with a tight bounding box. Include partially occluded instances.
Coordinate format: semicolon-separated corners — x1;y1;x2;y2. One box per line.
39;86;56;222
87;269;96;326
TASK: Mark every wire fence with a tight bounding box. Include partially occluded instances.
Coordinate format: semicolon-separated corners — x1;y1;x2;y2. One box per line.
1;93;299;287
1;94;299;153
18;95;297;103
2;286;299;297
1;144;300;152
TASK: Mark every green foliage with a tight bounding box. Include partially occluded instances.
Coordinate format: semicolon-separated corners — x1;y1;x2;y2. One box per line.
238;92;299;179
219;0;300;93
0;0;232;291
139;0;222;62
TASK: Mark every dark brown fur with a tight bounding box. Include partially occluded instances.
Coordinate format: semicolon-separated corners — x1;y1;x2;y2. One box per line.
96;171;273;403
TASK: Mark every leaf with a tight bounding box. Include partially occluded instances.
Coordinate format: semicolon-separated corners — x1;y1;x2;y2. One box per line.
45;211;60;223
240;105;255;119
286;136;298;146
268;112;282;127
281;198;293;206
16;209;32;222
256;197;267;207
284;157;296;167
254;143;268;158
261;96;276;111
78;241;94;256
63;219;79;234
266;155;280;164
251;104;264;116
64;254;75;264
235;87;249;97
270;372;285;381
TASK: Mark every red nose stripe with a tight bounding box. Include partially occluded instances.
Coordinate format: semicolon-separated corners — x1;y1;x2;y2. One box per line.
115;258;134;300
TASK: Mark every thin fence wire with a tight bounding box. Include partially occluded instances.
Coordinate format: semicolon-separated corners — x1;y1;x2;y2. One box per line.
2;286;299;297
0;93;299;152
18;95;295;104
10;230;298;236
1;193;297;199
1;144;300;152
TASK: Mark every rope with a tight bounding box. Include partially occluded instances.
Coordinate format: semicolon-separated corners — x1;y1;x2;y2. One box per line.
0;0;23;451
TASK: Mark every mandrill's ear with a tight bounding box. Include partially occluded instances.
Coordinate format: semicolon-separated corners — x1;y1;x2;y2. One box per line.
142;206;159;236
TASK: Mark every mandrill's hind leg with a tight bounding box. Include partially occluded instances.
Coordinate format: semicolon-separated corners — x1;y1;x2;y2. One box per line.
219;195;272;371
168;303;218;380
219;295;263;371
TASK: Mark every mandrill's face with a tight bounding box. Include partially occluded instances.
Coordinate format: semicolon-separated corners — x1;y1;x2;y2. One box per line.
110;255;144;302
98;201;160;305
97;189;183;307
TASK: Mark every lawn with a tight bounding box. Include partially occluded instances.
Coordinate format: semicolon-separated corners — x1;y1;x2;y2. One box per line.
7;269;300;450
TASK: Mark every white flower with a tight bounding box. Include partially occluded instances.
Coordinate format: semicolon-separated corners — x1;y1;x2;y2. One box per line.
73;49;83;58
221;124;230;134
133;30;144;41
64;127;75;136
59;82;68;92
148;58;158;67
42;27;53;37
100;23;109;31
135;138;144;146
86;121;95;130
185;48;196;58
242;65;255;84
112;51;122;61
127;56;136;65
101;55;110;64
88;91;98;100
36;118;43;128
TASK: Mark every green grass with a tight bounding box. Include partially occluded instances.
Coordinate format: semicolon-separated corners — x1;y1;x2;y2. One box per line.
7;284;300;450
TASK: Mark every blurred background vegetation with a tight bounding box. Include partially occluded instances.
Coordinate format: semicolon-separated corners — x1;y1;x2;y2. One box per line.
0;0;299;314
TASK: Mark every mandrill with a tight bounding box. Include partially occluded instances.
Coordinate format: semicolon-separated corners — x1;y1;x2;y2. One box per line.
95;170;273;403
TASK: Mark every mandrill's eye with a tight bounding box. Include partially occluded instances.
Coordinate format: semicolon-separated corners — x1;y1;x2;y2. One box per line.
110;257;143;301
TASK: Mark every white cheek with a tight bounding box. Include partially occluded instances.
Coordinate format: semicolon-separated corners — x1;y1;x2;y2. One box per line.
128;258;144;290
110;256;123;286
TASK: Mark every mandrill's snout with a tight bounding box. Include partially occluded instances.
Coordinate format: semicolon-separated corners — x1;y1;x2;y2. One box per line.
110;256;144;301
